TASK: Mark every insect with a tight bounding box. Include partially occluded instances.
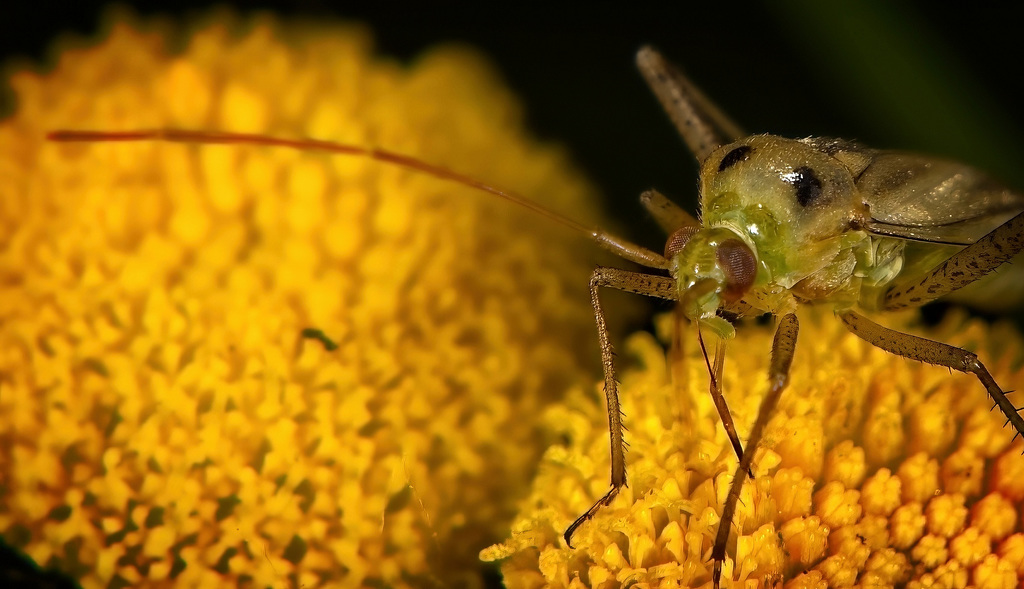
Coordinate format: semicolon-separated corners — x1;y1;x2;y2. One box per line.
48;46;1024;587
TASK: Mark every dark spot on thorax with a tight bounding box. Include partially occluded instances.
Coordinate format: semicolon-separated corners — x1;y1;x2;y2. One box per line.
718;145;753;172
787;166;823;207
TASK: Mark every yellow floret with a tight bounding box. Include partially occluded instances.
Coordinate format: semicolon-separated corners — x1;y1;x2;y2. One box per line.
484;308;1024;587
0;11;624;588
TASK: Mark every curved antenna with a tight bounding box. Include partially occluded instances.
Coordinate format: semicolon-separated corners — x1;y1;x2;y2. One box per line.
47;129;670;270
636;46;745;164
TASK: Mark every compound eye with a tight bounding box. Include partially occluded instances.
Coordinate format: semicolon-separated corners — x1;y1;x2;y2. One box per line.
716;238;756;301
664;225;700;258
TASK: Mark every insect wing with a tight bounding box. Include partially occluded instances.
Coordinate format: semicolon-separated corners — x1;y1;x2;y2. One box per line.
850;150;1024;309
859;151;1024;245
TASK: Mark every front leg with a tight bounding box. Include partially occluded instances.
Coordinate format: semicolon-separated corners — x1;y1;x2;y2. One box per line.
563;267;677;546
712;313;799;588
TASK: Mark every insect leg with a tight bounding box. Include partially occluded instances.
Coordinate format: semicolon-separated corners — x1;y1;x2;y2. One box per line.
703;333;752;477
694;328;750;476
636;46;745;163
670;305;689;395
639;189;699;234
711;313;799;589
838;310;1024;440
563;267;678;547
711;338;747;465
883;210;1024;310
712;338;726;388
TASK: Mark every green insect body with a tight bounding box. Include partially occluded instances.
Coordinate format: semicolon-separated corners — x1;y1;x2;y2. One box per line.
675;133;1023;342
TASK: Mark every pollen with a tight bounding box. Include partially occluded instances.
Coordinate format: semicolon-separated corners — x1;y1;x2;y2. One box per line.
483;309;1024;587
0;11;617;588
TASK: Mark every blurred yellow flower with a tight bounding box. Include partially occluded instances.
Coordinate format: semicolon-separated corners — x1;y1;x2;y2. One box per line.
484;309;1024;588
0;11;616;588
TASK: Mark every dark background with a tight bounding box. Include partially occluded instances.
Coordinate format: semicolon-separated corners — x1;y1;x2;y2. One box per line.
3;1;1023;252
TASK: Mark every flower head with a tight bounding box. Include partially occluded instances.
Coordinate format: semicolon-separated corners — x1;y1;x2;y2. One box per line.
0;11;615;588
484;308;1024;588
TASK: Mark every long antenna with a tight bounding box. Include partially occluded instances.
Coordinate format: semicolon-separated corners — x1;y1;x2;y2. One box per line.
48;129;670;270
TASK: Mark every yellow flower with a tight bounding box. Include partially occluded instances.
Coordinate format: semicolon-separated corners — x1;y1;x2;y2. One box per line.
0;11;620;588
484;308;1024;588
